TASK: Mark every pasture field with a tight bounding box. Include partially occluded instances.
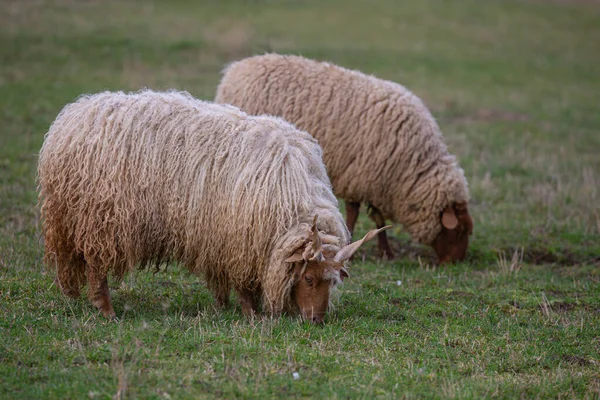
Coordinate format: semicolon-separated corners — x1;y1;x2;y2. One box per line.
1;0;600;398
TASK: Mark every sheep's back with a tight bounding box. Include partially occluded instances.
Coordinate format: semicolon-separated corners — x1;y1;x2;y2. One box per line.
216;55;446;210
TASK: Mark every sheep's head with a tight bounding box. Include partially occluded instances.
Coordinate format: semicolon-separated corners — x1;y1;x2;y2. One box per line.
431;202;473;264
285;216;391;324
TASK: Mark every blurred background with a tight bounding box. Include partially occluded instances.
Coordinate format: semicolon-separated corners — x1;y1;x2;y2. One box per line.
2;2;600;398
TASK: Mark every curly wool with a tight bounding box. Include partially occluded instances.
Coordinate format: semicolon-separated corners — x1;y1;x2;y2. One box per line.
38;90;349;315
215;54;470;244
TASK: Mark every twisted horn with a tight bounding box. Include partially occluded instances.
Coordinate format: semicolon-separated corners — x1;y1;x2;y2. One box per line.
334;225;392;263
309;214;323;262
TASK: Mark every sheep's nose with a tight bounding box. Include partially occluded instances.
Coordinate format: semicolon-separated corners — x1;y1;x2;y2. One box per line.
312;316;324;325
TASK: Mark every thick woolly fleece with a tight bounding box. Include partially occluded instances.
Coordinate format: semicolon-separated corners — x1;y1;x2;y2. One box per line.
215;54;470;244
38;90;349;315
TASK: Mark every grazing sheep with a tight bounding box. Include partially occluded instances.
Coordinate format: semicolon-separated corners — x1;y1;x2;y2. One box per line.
38;90;388;323
215;54;473;263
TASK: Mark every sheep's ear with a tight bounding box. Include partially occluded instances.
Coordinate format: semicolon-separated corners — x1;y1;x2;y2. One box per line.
285;249;305;263
441;206;458;230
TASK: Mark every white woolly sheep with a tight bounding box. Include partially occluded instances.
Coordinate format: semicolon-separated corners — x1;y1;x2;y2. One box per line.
38;90;388;323
215;54;473;263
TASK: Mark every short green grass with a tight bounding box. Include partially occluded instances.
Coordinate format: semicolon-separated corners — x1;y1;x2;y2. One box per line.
1;0;599;398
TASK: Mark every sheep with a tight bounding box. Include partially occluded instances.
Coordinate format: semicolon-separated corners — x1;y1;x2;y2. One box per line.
37;90;388;323
215;54;473;264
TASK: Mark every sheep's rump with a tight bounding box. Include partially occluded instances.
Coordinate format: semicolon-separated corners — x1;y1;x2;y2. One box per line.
216;54;469;244
38;90;344;291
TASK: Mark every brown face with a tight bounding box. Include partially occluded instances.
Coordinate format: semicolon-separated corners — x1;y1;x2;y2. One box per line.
284;215;392;324
430;202;473;264
291;258;348;325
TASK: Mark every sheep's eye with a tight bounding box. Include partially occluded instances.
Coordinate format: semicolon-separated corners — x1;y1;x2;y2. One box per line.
305;276;313;285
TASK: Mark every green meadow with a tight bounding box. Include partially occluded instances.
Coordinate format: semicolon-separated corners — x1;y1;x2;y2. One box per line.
1;0;599;398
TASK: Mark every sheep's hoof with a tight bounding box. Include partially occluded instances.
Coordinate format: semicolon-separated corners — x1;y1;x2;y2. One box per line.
99;307;117;320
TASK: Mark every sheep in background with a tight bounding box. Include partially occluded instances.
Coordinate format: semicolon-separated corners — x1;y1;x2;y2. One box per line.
215;54;472;263
38;90;388;323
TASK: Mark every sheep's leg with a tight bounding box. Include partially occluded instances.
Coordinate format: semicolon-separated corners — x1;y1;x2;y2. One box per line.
205;270;230;308
367;205;395;260
86;270;116;320
43;215;86;298
345;201;361;237
214;286;230;308
55;252;87;299
236;288;259;317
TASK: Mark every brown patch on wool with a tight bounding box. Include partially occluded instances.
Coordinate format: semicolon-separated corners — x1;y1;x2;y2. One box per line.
38;90;351;321
215;54;471;263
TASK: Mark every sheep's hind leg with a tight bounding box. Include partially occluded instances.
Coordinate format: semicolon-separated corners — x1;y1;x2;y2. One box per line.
86;270;116;320
236;288;259;317
367;204;395;260
345;201;361;237
43;216;86;298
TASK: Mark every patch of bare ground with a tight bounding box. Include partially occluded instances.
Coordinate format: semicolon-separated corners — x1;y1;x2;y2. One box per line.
538;299;600;314
358;234;598;268
562;355;594;367
539;301;576;313
498;246;600;267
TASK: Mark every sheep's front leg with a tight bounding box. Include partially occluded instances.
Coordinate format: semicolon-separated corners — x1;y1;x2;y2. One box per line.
236;289;259;317
87;274;116;320
368;205;395;260
345;201;361;237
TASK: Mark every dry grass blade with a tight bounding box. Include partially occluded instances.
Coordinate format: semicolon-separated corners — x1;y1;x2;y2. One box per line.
497;247;524;275
539;291;552;317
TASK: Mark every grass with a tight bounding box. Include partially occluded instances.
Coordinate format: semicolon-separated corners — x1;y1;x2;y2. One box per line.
1;0;599;398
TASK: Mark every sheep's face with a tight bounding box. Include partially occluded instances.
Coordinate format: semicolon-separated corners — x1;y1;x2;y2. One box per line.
285;216;391;324
291;252;348;325
431;202;473;264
